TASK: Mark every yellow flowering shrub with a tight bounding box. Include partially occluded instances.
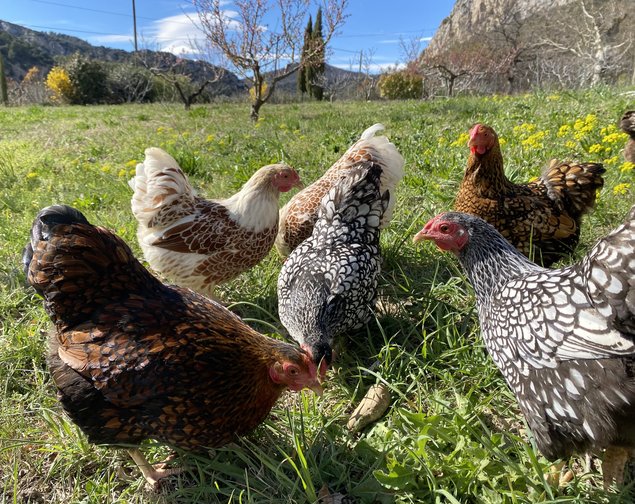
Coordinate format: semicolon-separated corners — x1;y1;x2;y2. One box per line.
46;66;75;103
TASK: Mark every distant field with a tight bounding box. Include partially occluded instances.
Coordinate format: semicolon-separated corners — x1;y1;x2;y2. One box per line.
1;89;634;503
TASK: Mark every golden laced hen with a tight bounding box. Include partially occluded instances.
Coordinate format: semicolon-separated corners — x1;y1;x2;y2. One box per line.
454;124;605;267
23;205;321;487
620;110;635;164
129;148;302;298
415;206;635;489
275;124;404;257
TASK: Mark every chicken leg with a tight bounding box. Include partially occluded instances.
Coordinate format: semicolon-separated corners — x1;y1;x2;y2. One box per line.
602;445;631;490
127;448;183;487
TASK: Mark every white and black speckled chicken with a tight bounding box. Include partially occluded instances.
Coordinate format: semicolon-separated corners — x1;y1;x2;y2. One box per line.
277;165;389;376
414;206;635;488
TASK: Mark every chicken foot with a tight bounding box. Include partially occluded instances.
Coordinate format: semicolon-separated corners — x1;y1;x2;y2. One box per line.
127;448;183;488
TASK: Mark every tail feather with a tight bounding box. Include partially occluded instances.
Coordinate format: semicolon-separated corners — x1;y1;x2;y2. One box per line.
24;205;163;330
540;160;605;219
129;147;196;227
347;124;404;226
314;165;389;244
620;110;635;137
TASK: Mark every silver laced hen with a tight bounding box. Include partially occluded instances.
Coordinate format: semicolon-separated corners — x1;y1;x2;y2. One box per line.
414;206;635;489
277;164;389;377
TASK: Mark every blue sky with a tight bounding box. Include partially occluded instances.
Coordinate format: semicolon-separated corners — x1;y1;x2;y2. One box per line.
3;0;455;73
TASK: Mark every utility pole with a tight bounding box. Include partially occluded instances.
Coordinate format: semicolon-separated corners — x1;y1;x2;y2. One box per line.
132;0;138;52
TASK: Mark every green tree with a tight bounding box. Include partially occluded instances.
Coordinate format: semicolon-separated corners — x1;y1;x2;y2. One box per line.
298;16;312;95
0;53;8;105
64;52;109;104
310;7;325;100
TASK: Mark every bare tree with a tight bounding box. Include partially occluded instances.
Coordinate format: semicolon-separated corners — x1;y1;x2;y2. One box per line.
421;43;490;97
353;48;378;100
137;36;226;109
539;0;632;86
482;4;542;94
192;0;348;120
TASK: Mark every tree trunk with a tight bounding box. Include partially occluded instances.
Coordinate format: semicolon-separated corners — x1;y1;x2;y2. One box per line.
250;99;263;121
0;54;8;106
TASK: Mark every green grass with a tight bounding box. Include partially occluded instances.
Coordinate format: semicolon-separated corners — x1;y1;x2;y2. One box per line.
1;88;634;503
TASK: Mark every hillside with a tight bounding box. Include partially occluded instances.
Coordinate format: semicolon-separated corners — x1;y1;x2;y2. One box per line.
422;0;634;92
0;19;370;100
0;19;245;95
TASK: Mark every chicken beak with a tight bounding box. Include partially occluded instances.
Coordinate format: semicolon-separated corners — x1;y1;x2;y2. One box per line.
307;380;324;396
293;178;305;190
412;228;431;243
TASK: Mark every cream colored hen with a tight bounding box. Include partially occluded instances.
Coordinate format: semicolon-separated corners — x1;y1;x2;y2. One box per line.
129;147;302;297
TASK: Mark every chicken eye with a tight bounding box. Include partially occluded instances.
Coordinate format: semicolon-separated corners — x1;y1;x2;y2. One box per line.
288;366;299;375
439;224;450;233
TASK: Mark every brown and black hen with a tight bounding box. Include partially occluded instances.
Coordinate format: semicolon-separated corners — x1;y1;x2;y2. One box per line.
22;205;322;486
454;123;605;267
620;110;635;164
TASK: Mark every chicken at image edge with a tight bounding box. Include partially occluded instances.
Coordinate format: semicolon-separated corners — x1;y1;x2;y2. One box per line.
23;205;322;487
454;123;605;267
129;147;303;298
414;205;635;489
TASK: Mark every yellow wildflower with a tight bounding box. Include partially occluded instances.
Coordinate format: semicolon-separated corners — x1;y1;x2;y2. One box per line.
565;140;577;149
620;161;635;173
602;132;627;144
513;123;536;135
604;155;620;165
125;160;137;168
600;124;617;136
613;183;631;196
118;169;127;178
588;144;603;154
450;132;470;147
26;171;38;179
557;125;571;137
547;94;560;101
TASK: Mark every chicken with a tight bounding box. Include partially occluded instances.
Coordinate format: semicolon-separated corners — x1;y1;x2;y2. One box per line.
453;123;605;267
620;110;635;163
275;123;404;257
129;147;303;297
277;165;388;375
22;205;322;487
414;206;635;488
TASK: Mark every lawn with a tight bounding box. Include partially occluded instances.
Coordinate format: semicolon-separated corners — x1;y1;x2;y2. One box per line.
1;88;634;503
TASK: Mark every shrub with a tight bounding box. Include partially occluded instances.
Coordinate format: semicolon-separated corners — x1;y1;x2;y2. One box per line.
107;63;156;103
379;71;424;100
64;52;109;104
45;66;74;103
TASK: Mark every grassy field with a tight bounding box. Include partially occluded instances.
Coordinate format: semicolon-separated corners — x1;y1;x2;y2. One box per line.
1;88;634;504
